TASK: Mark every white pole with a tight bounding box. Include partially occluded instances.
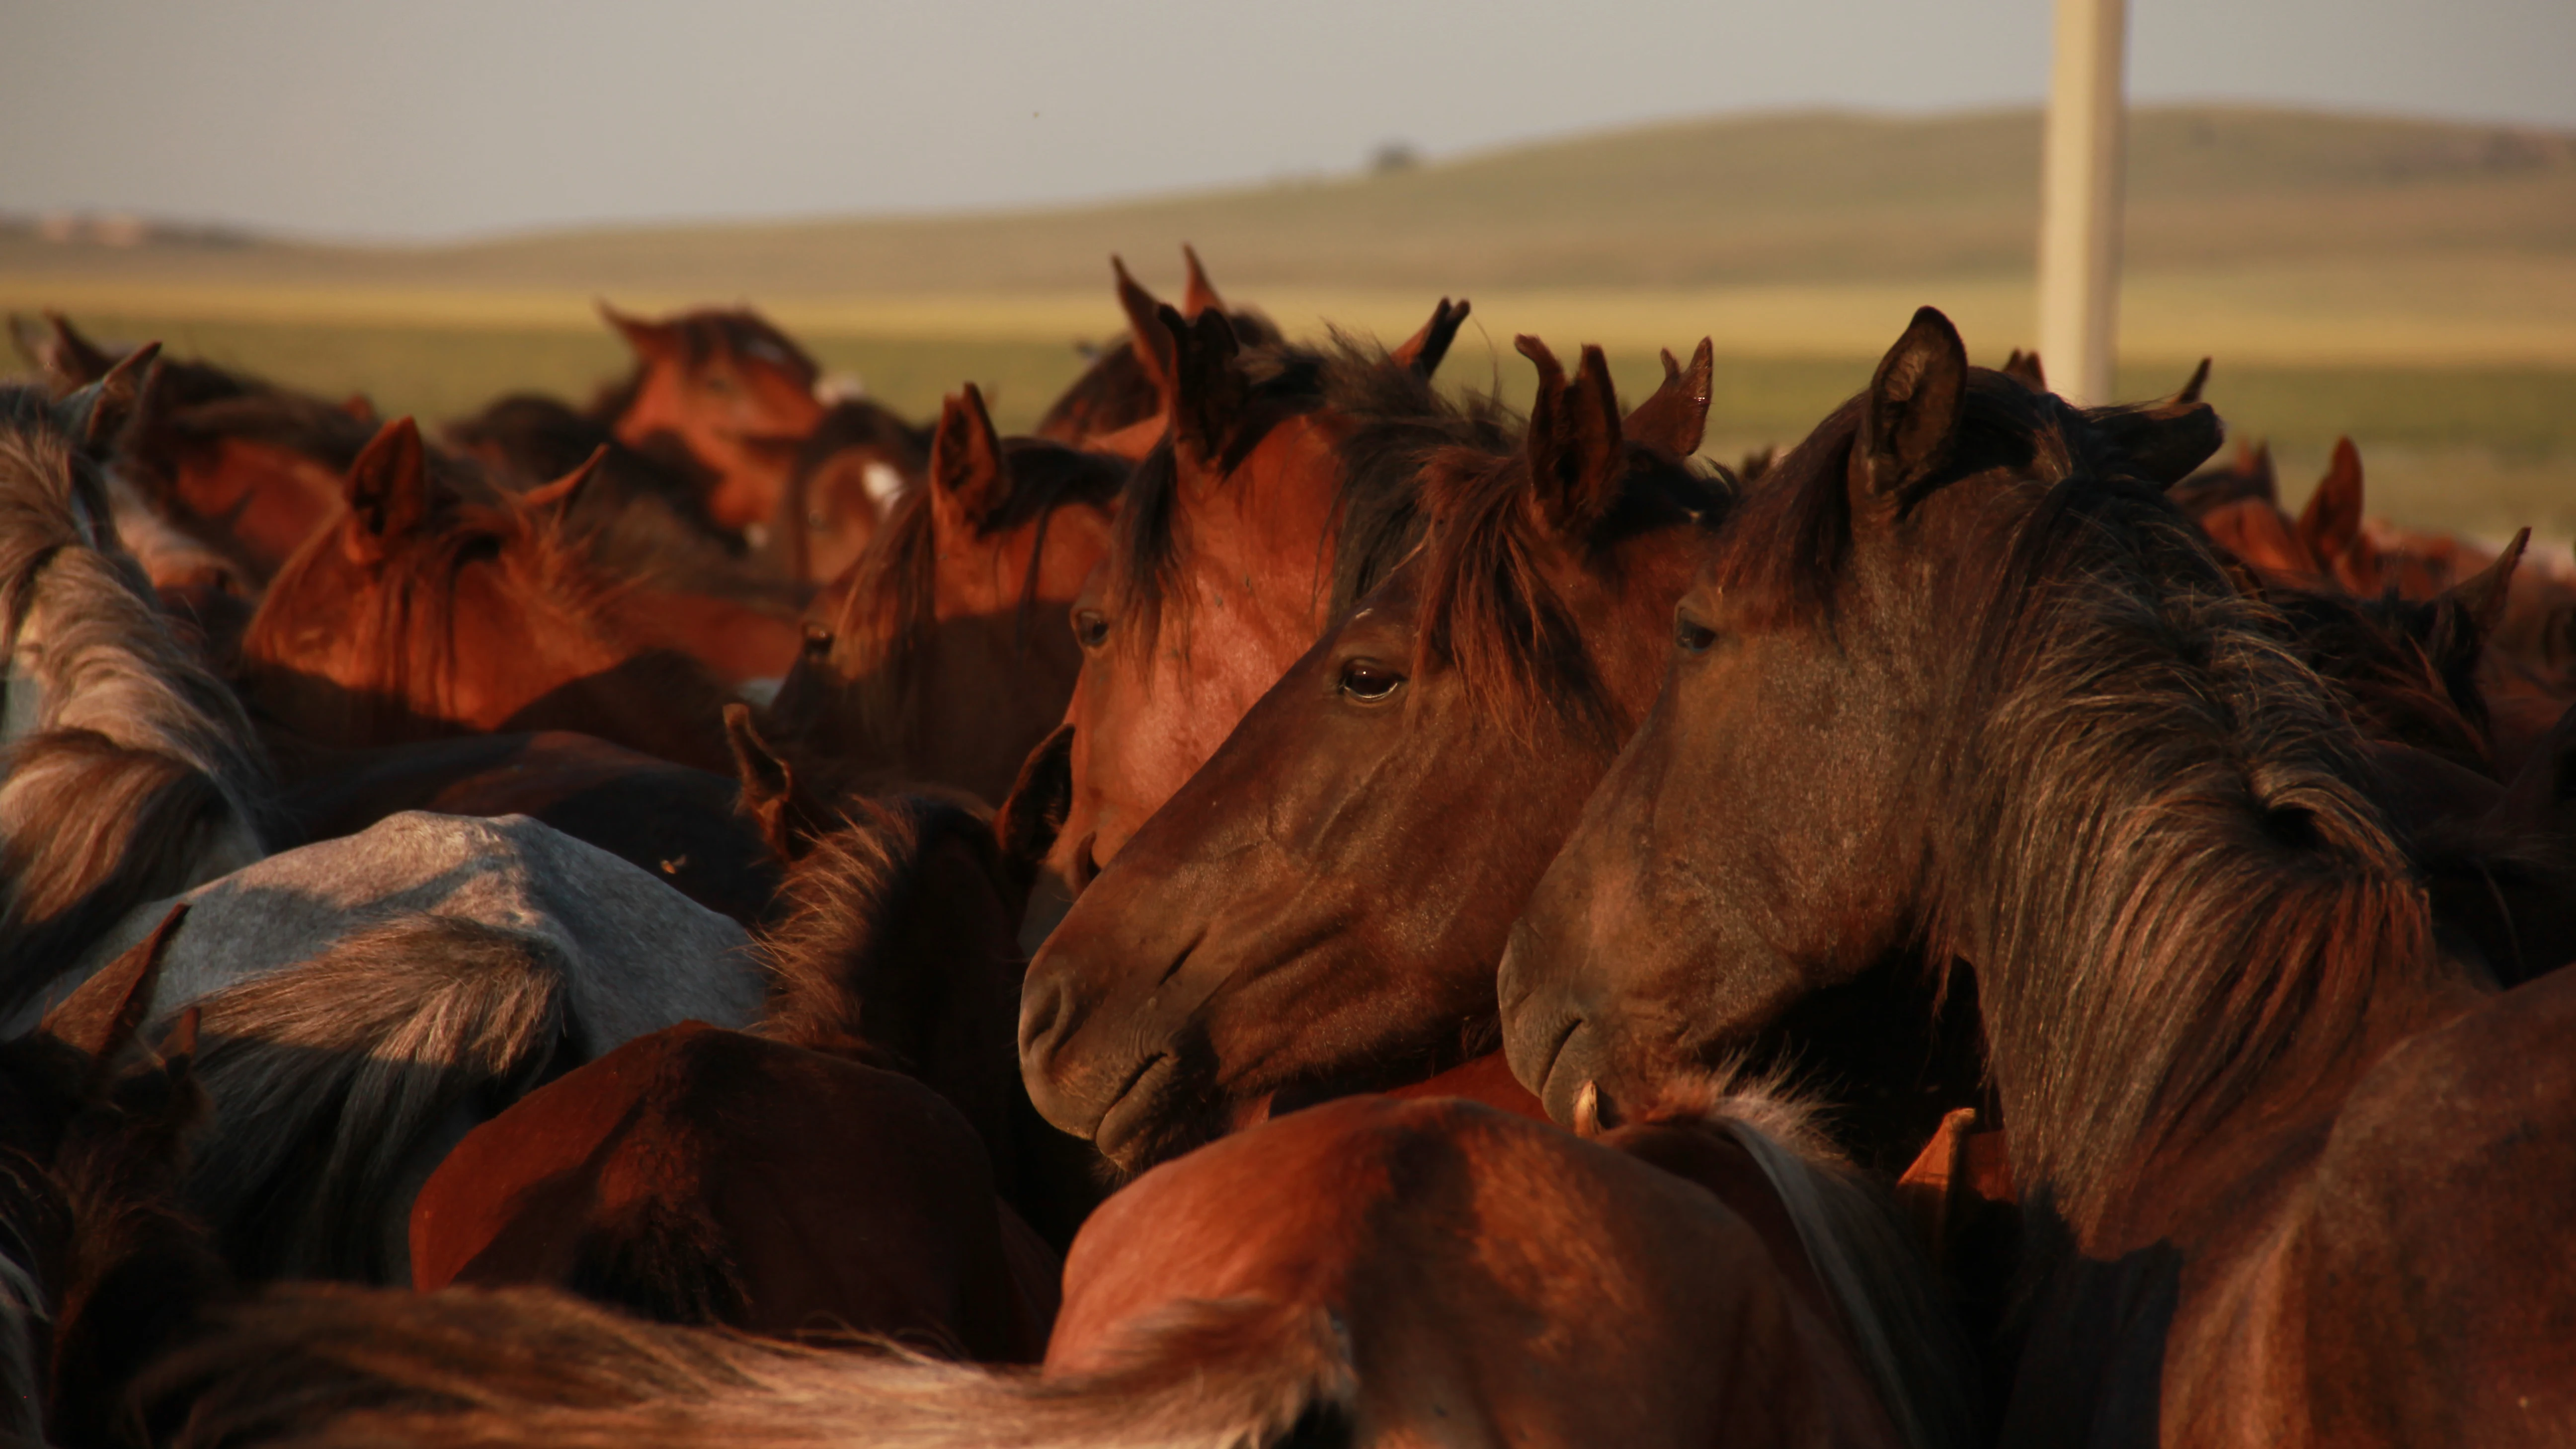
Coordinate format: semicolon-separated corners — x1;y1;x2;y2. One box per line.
2037;0;2127;406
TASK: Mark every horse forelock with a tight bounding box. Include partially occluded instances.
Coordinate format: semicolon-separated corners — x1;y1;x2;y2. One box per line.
1104;333;1515;674
1891;386;2438;1234
1413;437;1724;745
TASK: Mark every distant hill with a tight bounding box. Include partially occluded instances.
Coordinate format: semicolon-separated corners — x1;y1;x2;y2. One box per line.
5;105;2571;297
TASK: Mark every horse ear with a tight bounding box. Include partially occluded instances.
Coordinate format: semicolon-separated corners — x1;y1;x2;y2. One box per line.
1622;337;1713;458
6;315;43;371
2446;529;2527;645
1112;256;1177;398
1851;307;1968;500
343;417;433;559
1180;244;1226;319
995;722;1076;902
2173;356;2211;406
65;340;161;458
724;702;801;866
518;444;608;519
40;903;186;1073
929;383;1008;533
1163;305;1248;465
2296;437;2366;568
2425;528;2527;718
598;301;675;361
1391;297;1470;379
2091;360;2223;487
41;312;120;386
1517;336;1625;536
2243;441;2277;503
2002;349;2047;391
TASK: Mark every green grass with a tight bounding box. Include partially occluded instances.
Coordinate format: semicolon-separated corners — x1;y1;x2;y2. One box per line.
16;314;2569;539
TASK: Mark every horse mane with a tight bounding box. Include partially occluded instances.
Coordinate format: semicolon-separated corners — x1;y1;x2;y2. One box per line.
2264;584;2492;774
140;1283;1353;1449
756;793;1012;1059
1413;433;1726;744
0;386;272;988
1109;331;1518;662
1626;1068;1976;1449
1735;372;2435;1229
799;438;1125;763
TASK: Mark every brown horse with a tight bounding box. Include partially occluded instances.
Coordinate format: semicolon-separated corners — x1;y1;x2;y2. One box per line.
142;1086;1968;1449
1500;307;2576;1446
273;730;783;926
767;385;1126;806
240;418;739;775
1018;335;1717;1170
408;1021;1058;1361
1031;246;1284;457
766;397;931;585
1018;295;1486;941
595;304;827;538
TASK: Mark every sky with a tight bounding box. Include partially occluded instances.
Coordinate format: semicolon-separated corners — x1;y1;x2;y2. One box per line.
7;0;2573;242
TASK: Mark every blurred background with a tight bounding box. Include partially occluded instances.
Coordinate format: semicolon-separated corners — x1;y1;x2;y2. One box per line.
6;0;2571;535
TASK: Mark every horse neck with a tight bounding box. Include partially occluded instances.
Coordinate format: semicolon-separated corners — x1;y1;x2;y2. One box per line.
1926;492;2469;1247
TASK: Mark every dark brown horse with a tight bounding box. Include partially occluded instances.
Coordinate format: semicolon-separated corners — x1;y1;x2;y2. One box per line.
1019;295;1485;938
594;304;828;538
1018;335;1717;1170
767;385;1125;806
241;418;741;775
1499;307;2576;1445
142;1087;1968;1449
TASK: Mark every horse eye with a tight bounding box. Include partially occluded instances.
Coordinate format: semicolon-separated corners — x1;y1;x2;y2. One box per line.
1675;616;1718;655
1073;609;1110;649
1338;658;1404;703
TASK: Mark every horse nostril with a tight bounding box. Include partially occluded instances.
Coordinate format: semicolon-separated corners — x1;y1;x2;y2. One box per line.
1018;972;1072;1061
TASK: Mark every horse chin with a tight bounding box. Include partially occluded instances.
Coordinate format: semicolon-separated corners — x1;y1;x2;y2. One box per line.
1088;1052;1211;1173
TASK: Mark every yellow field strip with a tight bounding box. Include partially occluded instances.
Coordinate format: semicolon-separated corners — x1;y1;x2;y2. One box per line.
6;258;2573;367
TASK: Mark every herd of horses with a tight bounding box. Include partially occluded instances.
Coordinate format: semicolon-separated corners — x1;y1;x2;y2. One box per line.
0;246;2572;1447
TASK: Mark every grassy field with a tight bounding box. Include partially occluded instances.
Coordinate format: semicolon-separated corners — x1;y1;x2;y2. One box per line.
4;104;2569;540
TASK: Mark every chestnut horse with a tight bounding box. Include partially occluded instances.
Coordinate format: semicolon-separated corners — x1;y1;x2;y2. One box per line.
1500;307;2576;1446
1018;336;1718;1170
1031;246;1283;457
1015;295;1486;943
768;396;931;585
143;1089;1969;1449
595;304;827;538
240;419;740;776
768;385;1126;805
408;793;1073;1349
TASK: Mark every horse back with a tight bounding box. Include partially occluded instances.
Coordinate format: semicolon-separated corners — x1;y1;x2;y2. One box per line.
2165;968;2576;1448
410;1021;1056;1362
